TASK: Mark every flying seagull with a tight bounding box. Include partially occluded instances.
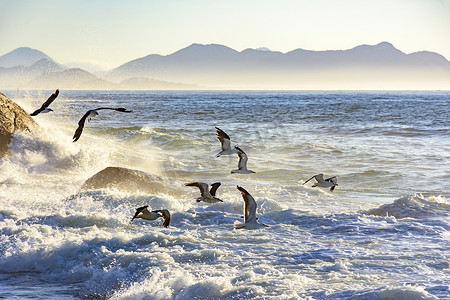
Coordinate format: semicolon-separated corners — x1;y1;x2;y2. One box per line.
303;173;338;191
30;89;59;116
231;146;255;174
131;205;171;227
185;182;223;203
215;127;238;157
234;185;268;230
72;107;132;142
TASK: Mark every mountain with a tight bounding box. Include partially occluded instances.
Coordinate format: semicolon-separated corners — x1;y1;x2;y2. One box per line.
0;47;54;68
109;42;450;89
0;47;203;90
64;61;107;73
1;43;449;90
26;69;197;90
0;58;66;89
27;68;114;90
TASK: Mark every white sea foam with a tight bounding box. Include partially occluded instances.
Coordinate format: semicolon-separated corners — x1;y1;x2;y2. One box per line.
1;91;449;299
349;285;439;300
363;194;449;219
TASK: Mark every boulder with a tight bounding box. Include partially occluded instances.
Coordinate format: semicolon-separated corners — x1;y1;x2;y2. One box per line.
0;92;38;157
81;166;180;195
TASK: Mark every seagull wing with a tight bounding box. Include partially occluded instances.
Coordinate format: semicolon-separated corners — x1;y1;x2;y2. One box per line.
72;110;93;142
185;182;211;197
30;108;44;116
235;147;248;170
215;127;232;151
314;174;325;183
209;182;221;197
237;186;257;223
304;174;324;185
131;205;149;221
153;209;171;227
30;89;59;116
42;89;59;108
302;175;315;185
72;107;132;142
326;176;337;184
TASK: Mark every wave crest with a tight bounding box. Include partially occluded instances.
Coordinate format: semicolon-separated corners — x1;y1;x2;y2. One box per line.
363;194;449;219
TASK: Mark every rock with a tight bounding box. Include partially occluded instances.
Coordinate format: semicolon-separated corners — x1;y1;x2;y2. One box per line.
81;166;180;195
0;92;38;157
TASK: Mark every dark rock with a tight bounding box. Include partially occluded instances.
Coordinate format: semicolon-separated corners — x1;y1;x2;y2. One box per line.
0;92;37;157
81;166;180;195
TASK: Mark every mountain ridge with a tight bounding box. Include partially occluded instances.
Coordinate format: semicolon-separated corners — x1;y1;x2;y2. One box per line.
0;47;54;68
1;42;449;90
107;42;450;89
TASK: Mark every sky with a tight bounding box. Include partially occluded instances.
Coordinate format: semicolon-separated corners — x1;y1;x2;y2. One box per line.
1;0;449;70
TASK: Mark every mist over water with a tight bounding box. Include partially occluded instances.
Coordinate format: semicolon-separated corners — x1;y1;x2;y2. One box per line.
0;90;449;299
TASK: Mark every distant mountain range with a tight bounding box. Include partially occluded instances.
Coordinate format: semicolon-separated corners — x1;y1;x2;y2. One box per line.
0;47;200;90
1;43;449;90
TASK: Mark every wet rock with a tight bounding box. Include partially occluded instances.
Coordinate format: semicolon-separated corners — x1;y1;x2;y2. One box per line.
81;166;180;195
0;92;38;157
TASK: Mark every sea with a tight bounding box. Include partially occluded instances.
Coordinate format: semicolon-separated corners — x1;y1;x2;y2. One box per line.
0;90;449;299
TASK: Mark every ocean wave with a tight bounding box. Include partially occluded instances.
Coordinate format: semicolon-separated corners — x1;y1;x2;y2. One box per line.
133;126;198;150
362;194;449;219
347;285;440;300
112;270;266;300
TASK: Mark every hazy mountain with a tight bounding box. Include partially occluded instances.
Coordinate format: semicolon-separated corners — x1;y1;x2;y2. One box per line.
64;61;107;73
28;69;200;90
1;42;449;90
0;48;192;90
0;47;54;68
27;68;114;90
407;51;450;66
109;42;450;89
0;58;66;89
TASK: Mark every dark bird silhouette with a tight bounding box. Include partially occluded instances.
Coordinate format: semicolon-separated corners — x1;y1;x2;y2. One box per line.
72;107;132;142
131;205;171;227
30;89;59;116
303;174;338;191
185;182;223;203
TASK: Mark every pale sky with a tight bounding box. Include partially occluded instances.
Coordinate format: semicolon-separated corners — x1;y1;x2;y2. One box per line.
1;0;449;70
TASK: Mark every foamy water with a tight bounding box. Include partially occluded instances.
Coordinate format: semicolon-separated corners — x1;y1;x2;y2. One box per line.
0;90;449;299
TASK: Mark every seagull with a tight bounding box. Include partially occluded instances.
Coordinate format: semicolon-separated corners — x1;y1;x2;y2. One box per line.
131;205;171;227
234;185;268;230
215;127;238;157
30;89;59;116
72;107;132;142
185;182;223;203
303;173;338;191
231;146;255;174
